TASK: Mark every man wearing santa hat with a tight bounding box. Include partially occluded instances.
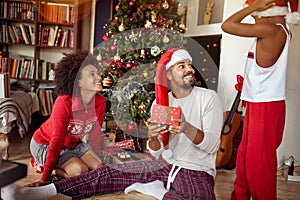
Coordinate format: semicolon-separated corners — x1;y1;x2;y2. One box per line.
222;0;299;199
1;48;224;200
128;47;224;199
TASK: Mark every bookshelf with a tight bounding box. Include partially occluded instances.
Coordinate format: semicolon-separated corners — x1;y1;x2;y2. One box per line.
0;0;92;115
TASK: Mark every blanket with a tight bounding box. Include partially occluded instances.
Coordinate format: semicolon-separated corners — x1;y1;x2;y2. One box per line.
0;91;33;138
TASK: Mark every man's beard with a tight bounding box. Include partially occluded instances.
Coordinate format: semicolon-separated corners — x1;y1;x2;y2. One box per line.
182;81;195;88
182;72;196;88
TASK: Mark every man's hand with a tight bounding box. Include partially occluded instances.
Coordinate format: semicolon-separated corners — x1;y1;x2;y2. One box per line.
167;110;186;134
146;119;168;140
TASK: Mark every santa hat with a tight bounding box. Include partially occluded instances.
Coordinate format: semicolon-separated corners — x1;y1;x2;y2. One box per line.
155;48;192;148
244;0;300;25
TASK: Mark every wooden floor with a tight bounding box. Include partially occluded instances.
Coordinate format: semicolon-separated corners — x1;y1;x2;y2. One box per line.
5;130;300;200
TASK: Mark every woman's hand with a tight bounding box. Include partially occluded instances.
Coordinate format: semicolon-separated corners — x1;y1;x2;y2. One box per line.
25;180;46;187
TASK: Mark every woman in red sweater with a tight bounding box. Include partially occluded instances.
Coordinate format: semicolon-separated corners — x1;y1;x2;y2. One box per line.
27;50;106;186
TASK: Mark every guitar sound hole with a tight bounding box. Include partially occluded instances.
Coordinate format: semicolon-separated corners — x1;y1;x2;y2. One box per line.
219;148;225;153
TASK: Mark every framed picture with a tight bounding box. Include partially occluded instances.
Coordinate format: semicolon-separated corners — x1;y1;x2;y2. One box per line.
185;0;224;37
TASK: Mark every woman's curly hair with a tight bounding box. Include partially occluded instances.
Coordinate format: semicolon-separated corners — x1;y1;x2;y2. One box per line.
55;50;98;96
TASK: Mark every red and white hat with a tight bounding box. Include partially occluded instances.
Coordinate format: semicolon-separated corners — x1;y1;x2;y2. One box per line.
155;48;192;147
244;0;300;25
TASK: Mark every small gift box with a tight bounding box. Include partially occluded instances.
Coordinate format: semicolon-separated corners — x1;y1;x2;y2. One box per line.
115;139;135;150
150;104;181;126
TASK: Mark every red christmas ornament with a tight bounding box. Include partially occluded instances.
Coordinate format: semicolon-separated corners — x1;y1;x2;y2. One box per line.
129;1;135;6
125;62;132;69
111;62;117;68
126;122;136;133
115;4;120;11
102;34;110;41
110;44;117;52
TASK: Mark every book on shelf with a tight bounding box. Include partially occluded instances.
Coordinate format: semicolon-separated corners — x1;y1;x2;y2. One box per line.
0;57;11;74
20;24;30;44
15;60;21;79
62;5;70;23
28;60;34;79
7;25;16;43
36;59;44;80
62;29;68;47
54;28;62;46
29;26;35;45
37;87;56;116
1;23;9;43
23;59;32;79
0;73;10;98
0;2;8;18
47;25;59;46
41;61;48;80
10;59;18;78
68;30;74;48
12;25;23;44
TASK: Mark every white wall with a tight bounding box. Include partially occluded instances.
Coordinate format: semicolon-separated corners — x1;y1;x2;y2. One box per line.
219;0;300;167
277;25;300;167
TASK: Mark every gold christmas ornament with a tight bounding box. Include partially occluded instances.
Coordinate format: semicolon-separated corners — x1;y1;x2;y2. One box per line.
162;34;169;43
143;71;148;77
162;0;169;10
114;53;121;61
97;52;102;61
151;11;157;23
179;23;186;29
118;21;125;32
140;49;145;58
138;103;146;112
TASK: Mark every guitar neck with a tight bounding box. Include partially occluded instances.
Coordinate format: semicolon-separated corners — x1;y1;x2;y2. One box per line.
225;91;241;125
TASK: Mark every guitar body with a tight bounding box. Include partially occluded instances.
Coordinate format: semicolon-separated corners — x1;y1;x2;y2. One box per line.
223;116;244;170
216;111;241;168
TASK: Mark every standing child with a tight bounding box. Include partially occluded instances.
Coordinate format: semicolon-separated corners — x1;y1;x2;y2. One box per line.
221;0;299;199
27;50;106;186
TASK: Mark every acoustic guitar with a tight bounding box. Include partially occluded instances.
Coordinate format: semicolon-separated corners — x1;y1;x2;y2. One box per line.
216;75;243;169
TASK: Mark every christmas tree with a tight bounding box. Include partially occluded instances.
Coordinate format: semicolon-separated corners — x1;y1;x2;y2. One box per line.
94;0;188;136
